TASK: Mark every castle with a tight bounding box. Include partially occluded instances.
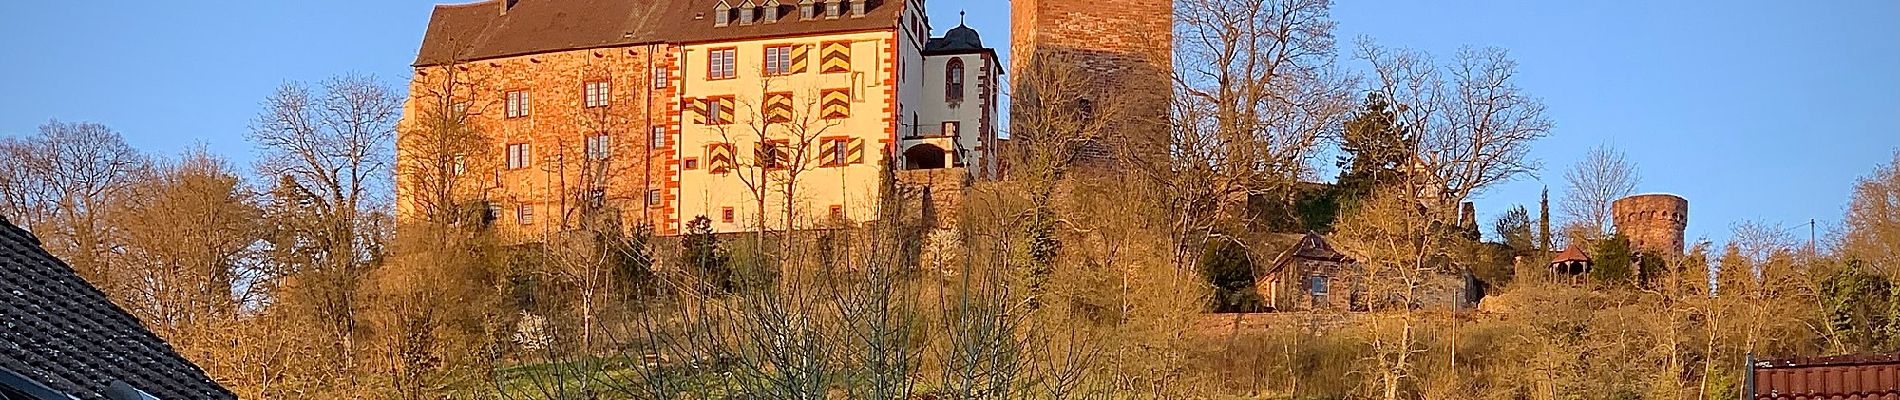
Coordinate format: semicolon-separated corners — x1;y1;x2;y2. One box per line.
397;0;1169;238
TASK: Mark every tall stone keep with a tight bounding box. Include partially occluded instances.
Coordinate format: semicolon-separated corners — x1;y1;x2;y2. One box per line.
1010;0;1173;165
1612;194;1689;257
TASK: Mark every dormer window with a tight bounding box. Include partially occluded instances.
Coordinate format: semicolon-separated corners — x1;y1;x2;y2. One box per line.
800;0;816;19
764;0;781;21
849;0;865;16
739;5;755;25
825;1;841;18
714;1;732;26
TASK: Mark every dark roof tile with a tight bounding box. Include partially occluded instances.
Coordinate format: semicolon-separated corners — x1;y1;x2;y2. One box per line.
924;23;982;52
0;217;234;399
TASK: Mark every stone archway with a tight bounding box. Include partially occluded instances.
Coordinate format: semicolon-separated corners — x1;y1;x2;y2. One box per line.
903;143;946;170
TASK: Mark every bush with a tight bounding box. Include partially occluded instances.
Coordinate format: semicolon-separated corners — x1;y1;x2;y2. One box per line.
1201;239;1265;313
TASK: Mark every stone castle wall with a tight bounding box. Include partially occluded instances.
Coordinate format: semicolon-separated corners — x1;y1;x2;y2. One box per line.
401;45;678;237
1010;0;1174;163
894;168;968;230
1612;194;1689;257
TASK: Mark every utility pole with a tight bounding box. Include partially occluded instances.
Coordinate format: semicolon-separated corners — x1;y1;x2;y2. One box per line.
1809;218;1817;256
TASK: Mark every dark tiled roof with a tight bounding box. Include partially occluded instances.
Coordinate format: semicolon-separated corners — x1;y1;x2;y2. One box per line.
1261;233;1352;277
1281;233;1350;263
414;0;906;66
0;216;235;400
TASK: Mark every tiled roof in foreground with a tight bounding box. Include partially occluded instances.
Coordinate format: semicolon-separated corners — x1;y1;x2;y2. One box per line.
0;216;234;400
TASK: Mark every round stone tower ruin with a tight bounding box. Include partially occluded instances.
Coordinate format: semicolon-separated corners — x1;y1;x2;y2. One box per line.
1611;194;1689;257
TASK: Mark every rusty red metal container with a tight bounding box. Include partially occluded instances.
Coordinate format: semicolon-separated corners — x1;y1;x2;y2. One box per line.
1752;354;1900;399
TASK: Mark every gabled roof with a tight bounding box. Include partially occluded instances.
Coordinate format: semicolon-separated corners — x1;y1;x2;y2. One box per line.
414;0;906;66
1261;232;1352;277
0;216;235;400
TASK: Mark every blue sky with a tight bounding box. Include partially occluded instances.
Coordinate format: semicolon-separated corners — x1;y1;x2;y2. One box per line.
2;1;1895;243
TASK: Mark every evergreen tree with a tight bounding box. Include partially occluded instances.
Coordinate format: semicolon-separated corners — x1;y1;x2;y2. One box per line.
1334;92;1412;202
682;215;733;293
1540;186;1553;254
1494;205;1536;252
1592;233;1634;285
1290;93;1412;232
1199;239;1263;313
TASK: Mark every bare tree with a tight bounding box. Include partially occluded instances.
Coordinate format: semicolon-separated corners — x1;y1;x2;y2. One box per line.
1358;40;1551;222
1003;55;1116;301
0;120;147;290
537;55;659;357
1844;150;1900;276
1167;0;1357;271
383;60;523;399
102;147;284;398
1561;144;1641;236
1328;188;1444;400
1322;40;1549;400
710;76;848;238
251;74;401;373
397;61;496;225
113;148;264;335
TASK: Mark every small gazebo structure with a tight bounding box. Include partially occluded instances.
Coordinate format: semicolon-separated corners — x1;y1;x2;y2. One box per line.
1549;243;1592;283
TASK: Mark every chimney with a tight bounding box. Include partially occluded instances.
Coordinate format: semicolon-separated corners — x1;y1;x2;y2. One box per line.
500;0;520;15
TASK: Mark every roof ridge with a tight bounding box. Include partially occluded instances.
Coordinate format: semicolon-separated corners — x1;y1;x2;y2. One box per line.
435;0;500;10
0;214;39;246
414;0;910;66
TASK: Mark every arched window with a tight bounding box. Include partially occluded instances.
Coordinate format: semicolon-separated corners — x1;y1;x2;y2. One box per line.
945;58;965;103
